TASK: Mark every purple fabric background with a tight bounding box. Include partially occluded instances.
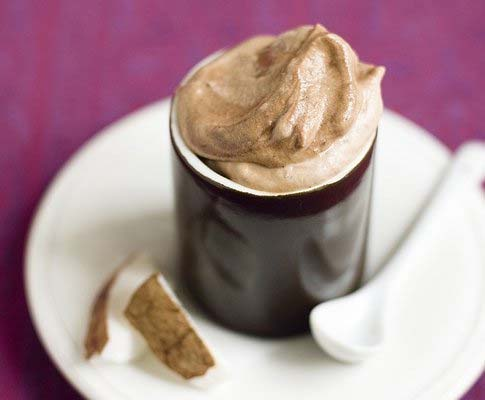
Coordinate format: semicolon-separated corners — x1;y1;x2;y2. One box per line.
1;0;484;398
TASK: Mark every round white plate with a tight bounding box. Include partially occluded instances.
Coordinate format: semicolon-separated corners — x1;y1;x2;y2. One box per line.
25;100;485;400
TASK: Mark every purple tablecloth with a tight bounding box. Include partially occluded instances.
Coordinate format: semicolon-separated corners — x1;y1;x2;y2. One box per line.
1;0;484;398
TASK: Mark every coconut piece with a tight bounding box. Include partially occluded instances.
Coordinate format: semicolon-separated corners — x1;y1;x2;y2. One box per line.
124;273;217;380
84;253;157;362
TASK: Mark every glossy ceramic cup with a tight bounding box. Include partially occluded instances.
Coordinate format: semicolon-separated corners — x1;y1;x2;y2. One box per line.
170;97;376;337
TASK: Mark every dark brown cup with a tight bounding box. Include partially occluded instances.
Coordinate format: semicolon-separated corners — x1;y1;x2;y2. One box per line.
170;101;376;337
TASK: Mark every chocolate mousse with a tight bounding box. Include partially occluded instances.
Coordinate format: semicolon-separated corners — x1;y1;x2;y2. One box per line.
175;24;385;193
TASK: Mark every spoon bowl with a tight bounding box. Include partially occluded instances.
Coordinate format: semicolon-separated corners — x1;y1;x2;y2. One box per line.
310;287;386;363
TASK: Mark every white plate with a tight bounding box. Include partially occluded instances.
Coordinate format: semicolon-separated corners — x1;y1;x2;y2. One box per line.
25;100;485;400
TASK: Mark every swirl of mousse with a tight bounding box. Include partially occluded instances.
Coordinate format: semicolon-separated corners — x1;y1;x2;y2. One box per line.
175;24;385;193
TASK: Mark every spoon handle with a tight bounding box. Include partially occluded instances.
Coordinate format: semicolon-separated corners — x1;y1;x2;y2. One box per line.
367;141;485;292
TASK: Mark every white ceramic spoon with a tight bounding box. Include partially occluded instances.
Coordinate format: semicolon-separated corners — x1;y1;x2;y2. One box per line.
310;142;485;363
